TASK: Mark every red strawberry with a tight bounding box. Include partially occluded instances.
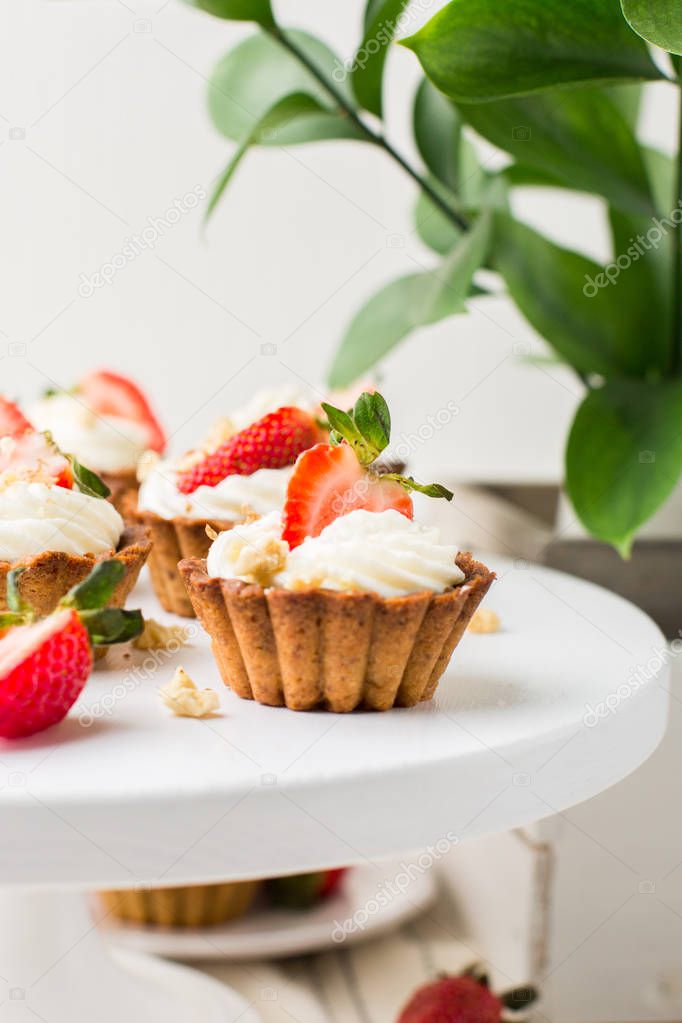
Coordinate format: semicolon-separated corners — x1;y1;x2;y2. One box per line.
0;610;93;739
79;370;166;453
267;868;349;910
281;443;414;549
397;969;537;1023
177;407;321;495
0;431;73;489
0;561;143;739
0;396;32;439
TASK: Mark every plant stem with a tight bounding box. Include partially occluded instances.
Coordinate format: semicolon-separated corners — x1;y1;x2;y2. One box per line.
267;25;470;234
673;55;682;376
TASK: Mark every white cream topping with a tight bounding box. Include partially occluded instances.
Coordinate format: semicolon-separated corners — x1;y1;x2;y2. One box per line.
137;460;293;522
229;385;318;432
206;508;465;597
29;394;150;473
0;482;123;562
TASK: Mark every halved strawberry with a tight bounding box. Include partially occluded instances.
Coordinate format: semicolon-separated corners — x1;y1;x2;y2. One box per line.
177;406;322;495
281;443;414;549
79;370;166;453
0;396;32;439
0;610;92;739
0;431;73;489
0;561;143;739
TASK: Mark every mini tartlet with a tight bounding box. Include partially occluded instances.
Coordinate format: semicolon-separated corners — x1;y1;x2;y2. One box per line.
180;392;494;712
98;881;261;929
29;370;167;516
135;387;326;617
0;408;151;617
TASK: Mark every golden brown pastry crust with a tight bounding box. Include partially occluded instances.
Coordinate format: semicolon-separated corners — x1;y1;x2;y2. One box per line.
98;881;261;928
179;552;495;712
134;508;236;617
0;524;152;617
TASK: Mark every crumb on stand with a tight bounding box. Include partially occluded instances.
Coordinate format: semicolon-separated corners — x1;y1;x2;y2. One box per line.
160;667;220;718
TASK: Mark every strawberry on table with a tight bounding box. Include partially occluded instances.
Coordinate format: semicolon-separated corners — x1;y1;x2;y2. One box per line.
79;369;167;453
396;966;537;1023
176;406;322;495
0;396;33;439
282;392;453;549
0;561;143;739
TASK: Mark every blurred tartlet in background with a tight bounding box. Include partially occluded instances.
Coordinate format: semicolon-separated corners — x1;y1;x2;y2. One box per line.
29;370;167;516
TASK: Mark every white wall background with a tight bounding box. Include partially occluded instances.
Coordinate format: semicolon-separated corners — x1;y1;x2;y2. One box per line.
0;0;676;481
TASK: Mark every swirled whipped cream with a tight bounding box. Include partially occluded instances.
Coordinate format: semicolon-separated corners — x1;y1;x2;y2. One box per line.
230;385;319;432
0;481;124;562
137;460;293;522
30;394;150;474
206;509;465;597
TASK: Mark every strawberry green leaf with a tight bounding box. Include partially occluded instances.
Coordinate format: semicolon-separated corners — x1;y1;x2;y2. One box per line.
62;561;124;612
70;457;111;499
79;608;144;647
382;473;454;501
0;612;26;629
499;986;539;1011
353;391;391;455
5;568;30;617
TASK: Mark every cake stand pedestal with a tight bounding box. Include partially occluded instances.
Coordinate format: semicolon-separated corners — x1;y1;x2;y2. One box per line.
0;557;670;1021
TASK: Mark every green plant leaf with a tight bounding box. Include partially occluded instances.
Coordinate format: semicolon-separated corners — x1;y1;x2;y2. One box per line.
208;30;361;146
459;89;655;217
414;186;462;255
493;214;668;377
603;83;643;129
621;0;682;55
5;568;29;617
352;0;411;116
402;0;662;103
329;210;491;387
566;380;682;555
182;0;274;25
61;561;125;612
413;79;461;191
205;92;356;221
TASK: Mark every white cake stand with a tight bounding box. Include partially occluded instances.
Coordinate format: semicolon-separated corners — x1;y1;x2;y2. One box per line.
0;557;669;1022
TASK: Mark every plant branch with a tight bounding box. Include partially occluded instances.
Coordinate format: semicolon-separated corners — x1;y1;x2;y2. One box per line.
673;54;682;376
267;24;470;234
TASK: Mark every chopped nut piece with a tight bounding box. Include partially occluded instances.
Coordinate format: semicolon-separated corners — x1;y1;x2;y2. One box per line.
205;524;219;542
134;618;190;651
468;608;501;634
160;667;220;718
224;529;288;586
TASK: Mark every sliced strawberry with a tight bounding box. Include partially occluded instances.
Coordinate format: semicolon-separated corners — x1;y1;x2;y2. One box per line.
79;370;166;453
0;431;73;489
0;396;32;439
177;407;322;495
281;443;413;549
0;609;92;739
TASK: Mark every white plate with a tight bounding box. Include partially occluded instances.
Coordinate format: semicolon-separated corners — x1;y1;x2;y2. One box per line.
98;861;437;960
